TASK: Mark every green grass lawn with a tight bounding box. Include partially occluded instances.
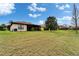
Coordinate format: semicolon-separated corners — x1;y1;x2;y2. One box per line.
0;30;79;56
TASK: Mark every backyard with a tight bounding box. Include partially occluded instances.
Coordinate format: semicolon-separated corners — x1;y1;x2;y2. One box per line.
0;30;79;56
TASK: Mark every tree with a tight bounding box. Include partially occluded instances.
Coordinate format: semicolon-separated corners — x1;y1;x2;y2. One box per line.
72;4;79;34
1;24;6;28
0;24;6;31
45;16;58;31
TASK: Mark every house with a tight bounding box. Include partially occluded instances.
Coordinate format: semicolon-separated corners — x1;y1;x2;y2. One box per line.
7;21;41;31
58;25;79;30
58;25;69;30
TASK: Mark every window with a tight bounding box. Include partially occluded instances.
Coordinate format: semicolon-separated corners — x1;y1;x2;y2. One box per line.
18;25;24;30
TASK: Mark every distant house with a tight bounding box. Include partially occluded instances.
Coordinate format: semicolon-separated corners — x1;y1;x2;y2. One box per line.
58;25;69;30
7;21;41;31
58;25;79;30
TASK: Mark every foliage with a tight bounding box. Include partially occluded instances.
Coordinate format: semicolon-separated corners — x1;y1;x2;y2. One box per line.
31;27;35;31
0;24;6;31
45;16;58;30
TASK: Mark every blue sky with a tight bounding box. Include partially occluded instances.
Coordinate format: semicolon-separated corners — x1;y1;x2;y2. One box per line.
0;3;79;25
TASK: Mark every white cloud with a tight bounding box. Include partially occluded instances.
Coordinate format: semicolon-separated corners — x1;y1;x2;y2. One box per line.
59;5;65;10
28;3;47;12
65;4;70;8
56;4;70;10
39;20;44;25
58;16;72;21
56;4;59;8
37;7;47;12
57;16;72;25
64;10;71;13
28;3;47;18
0;3;15;15
28;3;36;12
62;16;71;20
28;13;41;18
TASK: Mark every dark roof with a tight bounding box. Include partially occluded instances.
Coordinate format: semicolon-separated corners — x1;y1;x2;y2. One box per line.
10;21;41;27
10;21;32;25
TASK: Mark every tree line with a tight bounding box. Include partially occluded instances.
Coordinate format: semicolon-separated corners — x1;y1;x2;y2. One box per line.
0;15;79;31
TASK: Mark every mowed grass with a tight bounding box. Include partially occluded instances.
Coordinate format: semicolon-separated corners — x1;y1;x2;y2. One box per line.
0;30;79;56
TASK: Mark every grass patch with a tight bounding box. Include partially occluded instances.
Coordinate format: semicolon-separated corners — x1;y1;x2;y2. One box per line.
0;30;79;56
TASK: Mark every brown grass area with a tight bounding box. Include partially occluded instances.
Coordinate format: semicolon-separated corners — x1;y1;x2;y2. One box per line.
0;30;79;56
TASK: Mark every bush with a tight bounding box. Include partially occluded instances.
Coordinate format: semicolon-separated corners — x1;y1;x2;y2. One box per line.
31;27;35;31
41;27;44;31
0;27;6;31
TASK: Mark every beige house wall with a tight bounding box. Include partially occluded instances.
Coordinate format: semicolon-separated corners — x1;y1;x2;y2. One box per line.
10;24;27;31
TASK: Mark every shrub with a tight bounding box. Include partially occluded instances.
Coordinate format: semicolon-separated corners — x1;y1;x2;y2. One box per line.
31;27;35;31
0;27;6;31
41;27;44;31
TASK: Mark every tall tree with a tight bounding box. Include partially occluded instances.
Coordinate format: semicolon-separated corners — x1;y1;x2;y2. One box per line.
72;4;79;33
45;16;58;31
